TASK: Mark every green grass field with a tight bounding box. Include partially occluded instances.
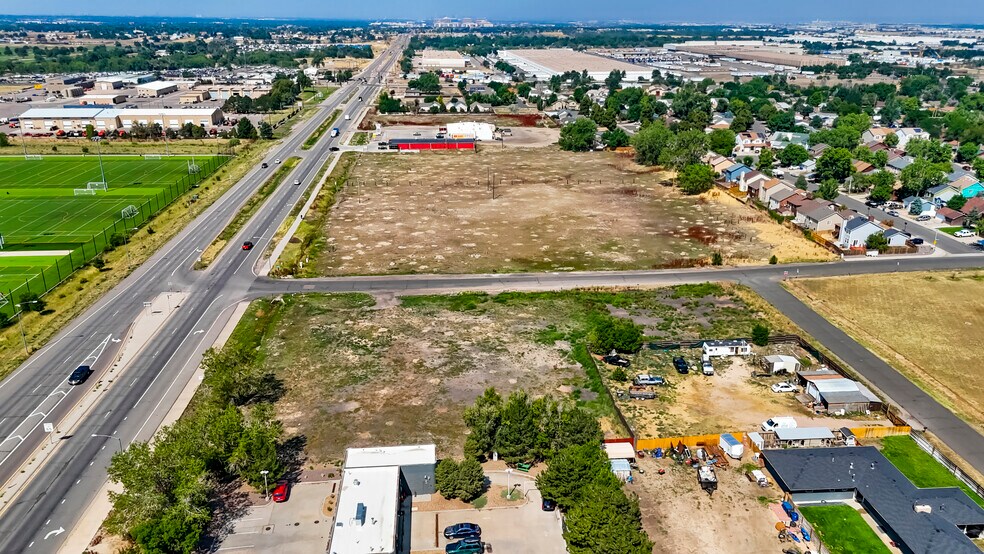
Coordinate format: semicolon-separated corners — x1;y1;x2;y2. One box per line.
881;436;984;507
800;505;890;554
0;154;226;302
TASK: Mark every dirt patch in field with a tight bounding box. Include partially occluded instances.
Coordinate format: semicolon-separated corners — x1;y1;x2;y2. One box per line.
787;270;984;433
313;147;828;275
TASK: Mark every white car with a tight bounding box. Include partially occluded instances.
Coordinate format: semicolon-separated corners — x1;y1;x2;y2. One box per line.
954;229;976;238
274;158;281;164
771;382;798;393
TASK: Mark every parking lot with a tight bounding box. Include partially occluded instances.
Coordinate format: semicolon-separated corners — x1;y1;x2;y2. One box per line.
214;480;337;553
411;472;566;554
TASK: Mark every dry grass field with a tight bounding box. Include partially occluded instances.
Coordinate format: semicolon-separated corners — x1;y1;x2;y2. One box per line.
312;147;831;275
787;271;984;432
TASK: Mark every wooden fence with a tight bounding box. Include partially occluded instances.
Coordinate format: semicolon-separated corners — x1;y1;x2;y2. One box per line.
636;432;745;452
849;426;911;439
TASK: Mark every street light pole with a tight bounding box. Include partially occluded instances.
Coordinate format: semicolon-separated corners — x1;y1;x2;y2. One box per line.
261;470;270;500
97;138;107;186
15;300;38;355
91;433;123;453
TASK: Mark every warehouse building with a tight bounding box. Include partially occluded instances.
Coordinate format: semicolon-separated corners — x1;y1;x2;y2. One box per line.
179;91;210;104
94;77;124;91
200;84;272;100
498;48;651;81
135;81;178;97
763;447;984;554
18;107;225;132
327;444;435;554
414;49;468;70
18;108;107;131
103;108;224;129
79;94;127;105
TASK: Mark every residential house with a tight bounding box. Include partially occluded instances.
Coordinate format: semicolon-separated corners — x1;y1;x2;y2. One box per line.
739;170;772;193
936;207;966;226
926;184;960;207
951;174;984;198
723;163;753;183
470;102;492;113
962;196;984;215
860;127;896;144
769;131;809;150
894;127;931;150
902;196;937;217
814;112;837;127
839;216;885;249
702;339;752;357
446;97;468;112
809;143;829;158
791;198;832;225
883;228;910;247
710;111;734;129
760;179;792;205
852;160;875;175
771;188;804;214
786;194;816;217
886;156;914;175
707;154;737;175
799;204;847;233
734;132;770;156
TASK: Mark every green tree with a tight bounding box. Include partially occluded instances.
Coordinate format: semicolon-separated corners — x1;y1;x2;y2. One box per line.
228;403;284;488
132;506;208;554
17;292;45;312
778;144;809;167
378;92;405;113
558;119;598;152
463;388;502;461
869;180;894;203
906;138;951;164
632;121;673;166
588;316;643;354
974;158;984;180
663;129;708;169
494;391;538;463
677;163;716;195
235;117;258;140
536;443;618;511
884;132;899;148
751;323;769;346
408;72;441;93
767;110;796;132
865;232;889;253
729;99;754;132
816;179;841;201
601;128;629;149
947;194;968;211
670;85;711;123
564;483;653;554
605;70;625;91
435;458;486;502
909;197;924;215
295;70;313;90
757;148;775;176
84;124;95;139
795;175;809;190
707;128;736;157
957;142;980;163
258;121;274;140
816;147;854;182
900;158;948;197
552;407;603;454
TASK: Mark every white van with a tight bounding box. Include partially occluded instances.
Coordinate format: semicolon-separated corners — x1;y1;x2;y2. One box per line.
761;416;798;432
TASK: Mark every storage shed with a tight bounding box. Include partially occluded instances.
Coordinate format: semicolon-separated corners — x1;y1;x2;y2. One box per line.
610;459;632;482
603;442;636;461
762;355;801;374
774;427;835;448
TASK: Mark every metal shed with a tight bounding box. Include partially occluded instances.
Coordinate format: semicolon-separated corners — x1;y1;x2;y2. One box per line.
774;427;835;448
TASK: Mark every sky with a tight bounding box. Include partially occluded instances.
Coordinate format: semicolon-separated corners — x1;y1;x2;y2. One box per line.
1;0;982;25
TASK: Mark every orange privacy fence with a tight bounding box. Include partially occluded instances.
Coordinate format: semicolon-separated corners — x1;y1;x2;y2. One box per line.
849;426;911;439
636;433;745;451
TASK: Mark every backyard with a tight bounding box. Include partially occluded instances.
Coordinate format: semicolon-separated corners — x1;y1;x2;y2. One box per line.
880;435;984;507
786;271;984;433
308;147;831;276
799;505;891;554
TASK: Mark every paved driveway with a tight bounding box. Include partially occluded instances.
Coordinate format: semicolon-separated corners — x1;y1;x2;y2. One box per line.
215;480;336;553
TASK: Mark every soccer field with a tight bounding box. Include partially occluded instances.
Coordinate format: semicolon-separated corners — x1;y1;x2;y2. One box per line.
0;154;228;305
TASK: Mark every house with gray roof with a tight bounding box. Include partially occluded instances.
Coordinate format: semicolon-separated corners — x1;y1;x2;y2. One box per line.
883;228;910;247
763;447;984;554
887;155;915;175
838;216;884;249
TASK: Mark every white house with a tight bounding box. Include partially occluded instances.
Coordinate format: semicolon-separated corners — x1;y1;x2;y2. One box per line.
883;228;910;247
702;339;752;357
894;127;931;150
762;355;801;374
734;132;770;155
838;216;885;249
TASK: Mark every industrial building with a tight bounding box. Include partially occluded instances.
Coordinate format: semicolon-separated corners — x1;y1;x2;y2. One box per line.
179;91;210;104
327;444;436;554
497;48;651;81
414;49;468;70
18;107;225;132
763;447;984;554
390;138;476;151
79;94;127;105
135;81;178;97
200;84;272;100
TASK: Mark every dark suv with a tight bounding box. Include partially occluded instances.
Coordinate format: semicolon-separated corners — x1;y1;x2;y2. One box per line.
602;354;631;368
443;523;481;540
673;356;690;374
68;365;92;385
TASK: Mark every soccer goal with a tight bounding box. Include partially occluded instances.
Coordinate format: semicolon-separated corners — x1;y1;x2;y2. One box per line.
143;154;163;160
74;188;97;196
0;292;7;311
87;181;108;191
187;162;201;174
24;154;43;160
121;205;139;219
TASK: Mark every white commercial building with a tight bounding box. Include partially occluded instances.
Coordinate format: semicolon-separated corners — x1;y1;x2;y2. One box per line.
446;121;495;141
135;81;178;97
414;49;468;70
498;48;652;81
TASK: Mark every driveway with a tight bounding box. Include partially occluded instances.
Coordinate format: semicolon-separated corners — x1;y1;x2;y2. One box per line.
214;480;337;553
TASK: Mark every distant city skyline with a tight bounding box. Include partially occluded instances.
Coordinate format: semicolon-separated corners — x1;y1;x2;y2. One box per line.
1;0;983;25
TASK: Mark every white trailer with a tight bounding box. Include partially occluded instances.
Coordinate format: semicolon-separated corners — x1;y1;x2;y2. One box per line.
719;433;743;459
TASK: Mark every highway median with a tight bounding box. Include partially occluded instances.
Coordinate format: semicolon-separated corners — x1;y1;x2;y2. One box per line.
300;109;341;150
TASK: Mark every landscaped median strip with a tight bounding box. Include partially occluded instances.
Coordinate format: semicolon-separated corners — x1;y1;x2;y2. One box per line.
301;109;341;150
195;157;301;269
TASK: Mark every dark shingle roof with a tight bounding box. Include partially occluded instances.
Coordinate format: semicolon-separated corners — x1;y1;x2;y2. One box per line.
763;447;984;554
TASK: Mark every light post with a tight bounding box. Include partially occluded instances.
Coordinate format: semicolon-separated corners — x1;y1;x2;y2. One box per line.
15;300;39;355
505;468;513;500
96;138;107;186
91;433;123;453
261;470;270;500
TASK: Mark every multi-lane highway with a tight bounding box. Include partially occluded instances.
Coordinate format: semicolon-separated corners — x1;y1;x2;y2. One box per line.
0;37;407;553
1;31;983;553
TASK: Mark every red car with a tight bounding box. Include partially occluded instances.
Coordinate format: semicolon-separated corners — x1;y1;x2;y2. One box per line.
242;241;254;251
272;480;289;503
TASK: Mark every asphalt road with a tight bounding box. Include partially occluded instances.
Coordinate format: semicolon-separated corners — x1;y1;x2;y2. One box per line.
0;37;407;553
837;193;976;254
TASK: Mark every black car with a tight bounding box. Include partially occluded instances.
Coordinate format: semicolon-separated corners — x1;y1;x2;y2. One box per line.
330;146;340;151
865;199;882;208
911;237;925;245
673;356;690;374
602;354;631;368
542;498;557;511
68;365;92;386
443;522;481;540
261;162;268;168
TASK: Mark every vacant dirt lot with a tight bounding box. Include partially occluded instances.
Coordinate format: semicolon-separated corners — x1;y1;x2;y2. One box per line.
634;455;785;554
787;270;984;433
365;113;555;129
314;147;830;275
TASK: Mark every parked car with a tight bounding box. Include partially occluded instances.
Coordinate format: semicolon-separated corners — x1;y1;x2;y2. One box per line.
916;215;932;222
911;237;925;245
443;523;481;540
67;365;92;386
445;539;484;554
633;374;666;386
541;499;557;511
887;202;903;210
602;354;631;368
865;199;883;208
771;382;798;393
271;480;289;503
242;241;254;251
701;358;714;375
954;229;976;238
628;389;657;400
865;250;879;257
886;210;899;217
673;356;690;374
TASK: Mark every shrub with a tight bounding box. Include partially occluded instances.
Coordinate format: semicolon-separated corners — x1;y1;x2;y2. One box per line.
751;323;770;346
711;252;723;266
435;458;485;502
769;255;778;265
611;367;628;382
109;233;126;248
588;316;643;354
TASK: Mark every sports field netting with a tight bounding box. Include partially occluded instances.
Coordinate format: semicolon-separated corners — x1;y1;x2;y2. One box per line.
0;154;231;313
